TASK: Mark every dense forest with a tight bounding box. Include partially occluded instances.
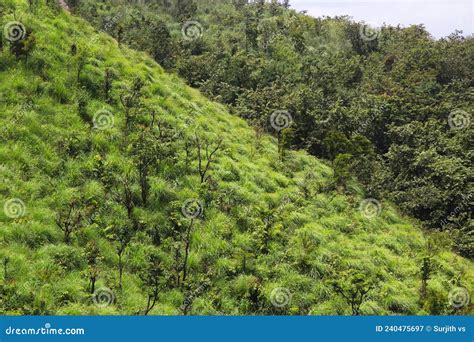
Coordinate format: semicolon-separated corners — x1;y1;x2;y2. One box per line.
0;0;472;315
75;0;474;259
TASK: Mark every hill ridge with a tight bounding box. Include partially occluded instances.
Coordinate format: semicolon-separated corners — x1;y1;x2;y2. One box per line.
0;1;472;315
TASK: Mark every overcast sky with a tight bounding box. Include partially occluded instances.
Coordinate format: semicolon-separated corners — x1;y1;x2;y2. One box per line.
290;0;473;39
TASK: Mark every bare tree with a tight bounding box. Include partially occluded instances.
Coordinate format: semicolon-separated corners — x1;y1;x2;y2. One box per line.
133;119;177;206
106;221;135;290
119;78;143;132
140;252;163;315
169;199;202;289
56;200;83;244
112;173;137;220
181;218;195;289
194;133;223;184
104;68;114;104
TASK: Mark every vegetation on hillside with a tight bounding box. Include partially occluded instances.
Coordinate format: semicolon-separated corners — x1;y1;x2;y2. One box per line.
73;0;473;259
0;0;472;315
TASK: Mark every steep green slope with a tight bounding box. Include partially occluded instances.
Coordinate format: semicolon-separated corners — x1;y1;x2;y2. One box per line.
0;2;472;315
74;0;474;259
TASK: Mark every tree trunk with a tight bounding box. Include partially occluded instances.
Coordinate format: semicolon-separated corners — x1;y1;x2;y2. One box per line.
181;220;194;290
118;253;123;290
140;166;149;207
90;276;96;294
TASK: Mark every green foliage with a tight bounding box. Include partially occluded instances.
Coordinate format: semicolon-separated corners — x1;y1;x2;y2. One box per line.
330;270;379;315
73;0;473;258
333;153;352;189
0;0;472;316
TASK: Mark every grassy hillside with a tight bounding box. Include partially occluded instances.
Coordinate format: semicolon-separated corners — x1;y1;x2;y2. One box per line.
0;1;472;315
74;0;474;260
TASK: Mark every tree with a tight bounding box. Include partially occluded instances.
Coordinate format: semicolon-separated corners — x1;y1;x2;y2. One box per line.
419;235;443;300
55;199;84;244
2;257;10;282
9;28;35;61
331;270;378;315
77;92;91;125
419;256;432;299
148;20;174;68
244;12;258;51
132;119;177;206
278;127;294;161
181;280;210;315
133;133;158;207
106;219;135;290
168;200;203;289
75;48;88;83
255;206;277;254
104;68;115;103
84;241;101;294
180;218;195;290
194;133;223;184
333;153;353;190
72;0;474;257
323;131;351;160
119;78;144;132
112;173;138;220
175;0;197;21
140;251;164;315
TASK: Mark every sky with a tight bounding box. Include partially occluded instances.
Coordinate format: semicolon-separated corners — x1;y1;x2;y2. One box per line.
290;0;473;39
